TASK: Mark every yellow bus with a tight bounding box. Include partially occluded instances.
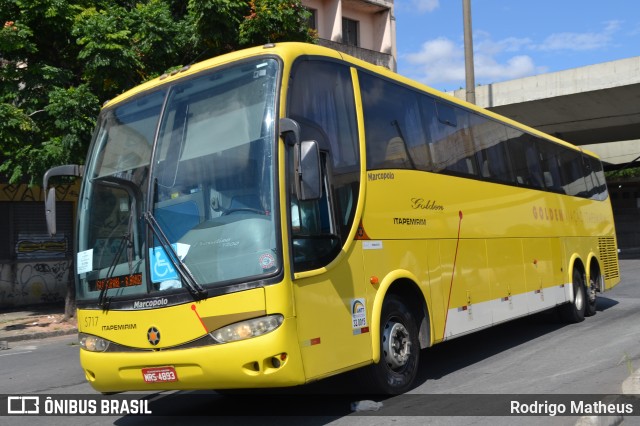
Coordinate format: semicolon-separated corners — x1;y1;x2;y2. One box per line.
44;42;620;395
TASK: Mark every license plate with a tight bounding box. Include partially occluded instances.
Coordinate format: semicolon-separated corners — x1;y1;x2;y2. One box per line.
142;366;178;383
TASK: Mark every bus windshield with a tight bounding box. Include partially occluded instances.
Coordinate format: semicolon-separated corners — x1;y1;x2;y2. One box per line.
76;58;280;303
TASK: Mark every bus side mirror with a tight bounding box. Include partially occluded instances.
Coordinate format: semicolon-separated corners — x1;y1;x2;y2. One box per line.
279;117;300;146
296;140;322;201
43;164;84;236
280;118;322;201
45;187;58;236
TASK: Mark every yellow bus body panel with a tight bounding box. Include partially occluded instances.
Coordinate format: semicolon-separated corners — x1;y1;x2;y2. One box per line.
78;288;267;348
361;169;619;342
79;317;305;392
77;287;310;392
292;241;372;381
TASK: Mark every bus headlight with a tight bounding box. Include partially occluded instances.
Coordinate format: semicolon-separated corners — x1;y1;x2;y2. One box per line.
210;314;284;343
79;333;111;352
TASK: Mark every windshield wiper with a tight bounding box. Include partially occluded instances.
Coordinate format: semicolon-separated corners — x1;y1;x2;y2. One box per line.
97;230;133;309
144;211;208;299
98;205;142;309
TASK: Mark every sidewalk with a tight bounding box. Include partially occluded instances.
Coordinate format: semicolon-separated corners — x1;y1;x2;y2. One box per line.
0;305;78;346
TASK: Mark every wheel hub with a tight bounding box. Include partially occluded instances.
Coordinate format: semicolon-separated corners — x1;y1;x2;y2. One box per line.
574;283;584;311
382;321;412;370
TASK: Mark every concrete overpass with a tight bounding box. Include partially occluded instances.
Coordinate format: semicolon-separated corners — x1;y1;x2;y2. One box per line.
450;56;640;169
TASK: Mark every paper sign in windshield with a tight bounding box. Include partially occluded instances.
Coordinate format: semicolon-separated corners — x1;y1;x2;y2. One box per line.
77;249;93;274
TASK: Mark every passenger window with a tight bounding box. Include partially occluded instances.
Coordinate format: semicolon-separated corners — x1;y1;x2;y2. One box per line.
588;156;608;200
440;108;478;177
435;101;457;127
470;116;513;183
359;72;426;170
357;69;606;202
537;140;564;193
558;149;588;197
505;129;544;188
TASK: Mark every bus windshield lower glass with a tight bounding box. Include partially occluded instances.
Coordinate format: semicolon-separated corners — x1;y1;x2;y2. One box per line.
76;58;280;303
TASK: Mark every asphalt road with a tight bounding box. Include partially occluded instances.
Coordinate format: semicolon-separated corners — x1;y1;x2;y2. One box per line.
2;259;640;426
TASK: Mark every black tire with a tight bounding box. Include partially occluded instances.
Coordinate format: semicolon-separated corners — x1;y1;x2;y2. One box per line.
585;272;598;317
560;268;586;323
365;295;420;394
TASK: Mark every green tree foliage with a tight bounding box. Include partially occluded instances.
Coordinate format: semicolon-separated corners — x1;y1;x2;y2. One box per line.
189;0;247;55
606;167;640;180
240;0;315;47
0;0;315;184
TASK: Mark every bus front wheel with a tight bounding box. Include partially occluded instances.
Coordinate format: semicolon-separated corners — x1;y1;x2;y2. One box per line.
367;295;420;394
560;268;586;323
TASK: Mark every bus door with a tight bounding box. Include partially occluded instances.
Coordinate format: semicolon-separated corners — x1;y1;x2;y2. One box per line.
285;58;367;381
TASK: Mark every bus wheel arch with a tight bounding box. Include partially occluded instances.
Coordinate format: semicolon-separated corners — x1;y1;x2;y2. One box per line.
366;277;428;394
386;279;430;348
560;258;587;323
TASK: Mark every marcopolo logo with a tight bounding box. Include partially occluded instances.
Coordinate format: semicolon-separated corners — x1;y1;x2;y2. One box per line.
133;298;169;309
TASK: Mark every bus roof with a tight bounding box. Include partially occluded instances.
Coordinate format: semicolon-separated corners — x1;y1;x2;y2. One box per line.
103;42;599;160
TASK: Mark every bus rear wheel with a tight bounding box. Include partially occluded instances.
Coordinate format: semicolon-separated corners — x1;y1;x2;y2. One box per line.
585;272;599;317
366;295;420;394
560;268;586;323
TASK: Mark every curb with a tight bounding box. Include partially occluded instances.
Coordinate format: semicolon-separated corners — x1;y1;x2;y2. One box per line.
0;327;78;345
574;367;640;426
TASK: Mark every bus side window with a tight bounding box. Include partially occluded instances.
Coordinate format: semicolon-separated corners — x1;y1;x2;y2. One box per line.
505;129;543;189
359;71;430;171
288;59;360;272
291;197;321;234
589;156;608;200
470;117;513;184
537;140;564;193
525;144;544;188
384;136;411;167
558;149;588;197
441;108;479;177
288;152;340;269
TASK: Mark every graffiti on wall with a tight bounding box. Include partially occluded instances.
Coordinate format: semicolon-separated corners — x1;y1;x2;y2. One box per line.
1;184;42;202
0;182;79;202
0;261;71;307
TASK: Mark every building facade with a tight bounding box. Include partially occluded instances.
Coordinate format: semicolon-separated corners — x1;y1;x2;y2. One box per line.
302;0;397;71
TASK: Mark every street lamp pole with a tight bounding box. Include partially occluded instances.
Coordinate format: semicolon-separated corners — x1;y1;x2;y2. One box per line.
463;0;476;104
